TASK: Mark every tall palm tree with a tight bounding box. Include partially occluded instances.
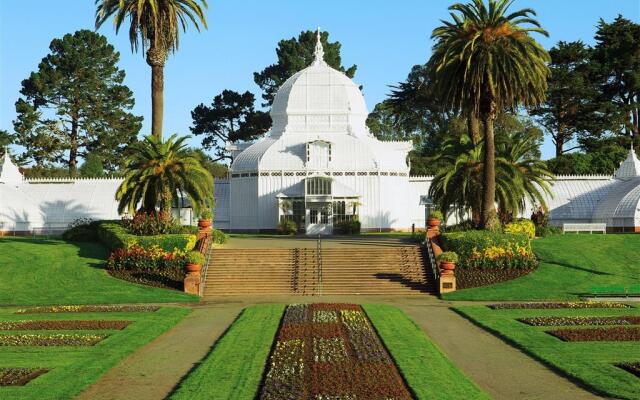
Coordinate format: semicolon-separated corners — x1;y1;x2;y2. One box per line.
116;134;214;215
429;0;550;228
95;0;208;139
429;127;554;224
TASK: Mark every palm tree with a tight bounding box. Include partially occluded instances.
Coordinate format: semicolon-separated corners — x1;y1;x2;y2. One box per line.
429;126;554;224
95;0;208;139
116;134;214;215
428;0;550;228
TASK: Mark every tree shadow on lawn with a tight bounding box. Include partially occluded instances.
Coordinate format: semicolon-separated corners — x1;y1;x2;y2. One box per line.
537;258;614;276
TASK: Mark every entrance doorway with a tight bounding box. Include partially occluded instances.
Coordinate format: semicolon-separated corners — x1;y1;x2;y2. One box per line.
306;204;332;235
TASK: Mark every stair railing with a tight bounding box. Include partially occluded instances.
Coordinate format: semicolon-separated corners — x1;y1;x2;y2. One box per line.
199;233;214;297
316;234;323;296
425;237;440;283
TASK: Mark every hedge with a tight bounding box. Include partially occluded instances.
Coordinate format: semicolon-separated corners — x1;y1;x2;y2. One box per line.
95;221;197;253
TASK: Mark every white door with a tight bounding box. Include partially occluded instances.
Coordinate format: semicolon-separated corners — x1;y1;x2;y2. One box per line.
306;206;332;235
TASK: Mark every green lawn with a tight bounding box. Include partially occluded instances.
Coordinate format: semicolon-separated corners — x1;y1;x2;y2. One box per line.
444;234;640;301
455;304;640;400
0;238;198;306
363;304;490;400
0;306;189;400
169;304;284;400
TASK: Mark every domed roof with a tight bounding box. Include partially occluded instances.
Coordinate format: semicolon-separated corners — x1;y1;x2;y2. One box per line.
614;146;640;179
269;31;369;138
0;151;24;185
592;177;640;227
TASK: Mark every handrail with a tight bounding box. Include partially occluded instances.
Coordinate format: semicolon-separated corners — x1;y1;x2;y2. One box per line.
424;237;440;283
198;233;213;297
316;234;323;296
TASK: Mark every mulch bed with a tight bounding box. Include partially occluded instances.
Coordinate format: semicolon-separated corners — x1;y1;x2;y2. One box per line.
0;320;131;331
107;269;185;291
15;305;159;314
488;302;631;310
456;268;535;289
519;316;640;327
617;362;640;378
259;303;412;400
547;327;640;342
0;368;49;386
0;333;108;346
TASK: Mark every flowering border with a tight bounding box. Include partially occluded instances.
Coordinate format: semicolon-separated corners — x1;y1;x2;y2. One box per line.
547;327;640;342
488;301;630;310
0;368;49;386
519;316;640;326
0;320;131;330
0;333;108;346
15;305;159;314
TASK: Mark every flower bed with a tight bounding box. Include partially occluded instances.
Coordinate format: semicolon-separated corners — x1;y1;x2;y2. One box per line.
617;362;640;378
259;303;412;400
456;268;535;289
0;368;49;386
15;305;159;314
0;333;108;346
488;302;631;310
519;316;640;326
547;327;640;342
0;320;131;330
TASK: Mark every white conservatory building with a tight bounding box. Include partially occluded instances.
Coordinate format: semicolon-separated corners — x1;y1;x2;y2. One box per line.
2;34;640;235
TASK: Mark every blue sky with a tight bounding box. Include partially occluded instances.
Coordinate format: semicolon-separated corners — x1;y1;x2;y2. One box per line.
1;0;639;161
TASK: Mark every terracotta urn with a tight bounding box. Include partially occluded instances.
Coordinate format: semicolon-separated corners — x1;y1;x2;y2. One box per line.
185;263;202;273
198;219;212;229
427;218;441;228
440;261;456;271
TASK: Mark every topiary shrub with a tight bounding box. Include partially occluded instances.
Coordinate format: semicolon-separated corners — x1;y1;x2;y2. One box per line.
504;219;535;239
278;219;298;235
62;218;98;242
95;221;196;252
334;219;361;235
441;230;537;269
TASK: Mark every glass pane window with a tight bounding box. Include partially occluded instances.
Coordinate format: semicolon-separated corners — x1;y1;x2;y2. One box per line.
306;177;332;195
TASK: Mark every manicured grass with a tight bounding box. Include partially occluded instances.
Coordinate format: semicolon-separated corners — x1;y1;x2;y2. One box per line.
455;304;640;400
0;306;189;399
0;238;197;305
169;304;284;400
444;234;640;301
363;304;490;400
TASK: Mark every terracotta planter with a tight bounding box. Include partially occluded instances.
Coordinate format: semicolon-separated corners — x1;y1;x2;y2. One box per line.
185;263;202;273
440;261;456;271
427;218;441;228
198;219;212;229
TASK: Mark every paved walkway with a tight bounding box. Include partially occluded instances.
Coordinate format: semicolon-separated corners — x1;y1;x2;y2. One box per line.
76;295;603;400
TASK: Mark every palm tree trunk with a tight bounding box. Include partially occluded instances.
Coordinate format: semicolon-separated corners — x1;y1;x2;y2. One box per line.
467;114;481;145
147;45;165;139
481;113;498;229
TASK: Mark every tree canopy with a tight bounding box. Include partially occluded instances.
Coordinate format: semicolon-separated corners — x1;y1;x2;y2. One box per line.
13;30;142;175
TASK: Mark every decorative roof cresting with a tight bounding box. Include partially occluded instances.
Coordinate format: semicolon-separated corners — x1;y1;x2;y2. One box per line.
0;149;24;185
614;144;640;180
312;27;325;65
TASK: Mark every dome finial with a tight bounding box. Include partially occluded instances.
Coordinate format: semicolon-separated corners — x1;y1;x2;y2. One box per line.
313;27;325;65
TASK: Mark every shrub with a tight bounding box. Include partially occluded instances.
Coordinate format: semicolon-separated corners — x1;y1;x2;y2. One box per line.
334;219;361;235
278;219;298;235
441;230;537;269
411;229;426;243
185;251;205;265
170;225;199;235
62;218;98;242
429;210;443;220
530;206;548;227
199;208;213;220
535;225;562;237
443;220;476;232
106;243;185;271
95;221;197;252
437;251;459;263
504;219;535;239
121;210;176;235
211;229;228;244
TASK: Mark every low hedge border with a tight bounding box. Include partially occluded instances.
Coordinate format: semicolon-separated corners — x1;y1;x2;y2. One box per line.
95;221;196;252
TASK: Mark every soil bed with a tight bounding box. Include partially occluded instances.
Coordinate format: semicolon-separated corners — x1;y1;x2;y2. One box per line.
519;316;640;326
456;268;534;289
0;320;131;330
259;303;413;400
16;305;159;314
488;302;631;310
0;368;49;386
547;326;640;342
617;362;640;378
107;269;184;291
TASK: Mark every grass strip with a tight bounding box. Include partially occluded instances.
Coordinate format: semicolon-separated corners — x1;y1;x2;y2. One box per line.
169;304;284;400
363;304;490;400
454;305;640;400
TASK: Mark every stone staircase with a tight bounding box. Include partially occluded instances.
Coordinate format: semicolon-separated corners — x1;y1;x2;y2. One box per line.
202;245;435;297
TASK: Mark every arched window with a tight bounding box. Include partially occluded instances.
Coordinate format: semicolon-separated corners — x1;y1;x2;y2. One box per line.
306;177;332;195
306;140;331;168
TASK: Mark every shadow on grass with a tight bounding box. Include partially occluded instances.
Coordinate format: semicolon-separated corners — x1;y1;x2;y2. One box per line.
538;259;614;276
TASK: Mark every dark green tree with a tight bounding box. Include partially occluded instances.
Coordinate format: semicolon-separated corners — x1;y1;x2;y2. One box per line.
531;41;602;157
190;90;270;161
254;30;357;106
0;130;14;156
13;30;142;175
591;16;640;143
79;153;105;178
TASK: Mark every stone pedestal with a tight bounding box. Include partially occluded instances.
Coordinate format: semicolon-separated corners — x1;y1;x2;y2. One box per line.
439;271;456;293
184;272;200;295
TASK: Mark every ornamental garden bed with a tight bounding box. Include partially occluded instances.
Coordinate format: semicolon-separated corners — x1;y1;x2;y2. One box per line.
0;368;49;386
519;316;640;326
107;268;185;291
0;333;108;346
259;303;413;400
488;301;631;310
618;362;640;378
15;305;160;314
0;320;131;330
547;326;640;342
456;268;535;289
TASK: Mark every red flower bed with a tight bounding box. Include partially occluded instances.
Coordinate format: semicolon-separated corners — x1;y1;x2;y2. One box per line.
547;327;640;342
0;368;49;386
0;320;131;330
519;316;640;326
259;303;412;400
